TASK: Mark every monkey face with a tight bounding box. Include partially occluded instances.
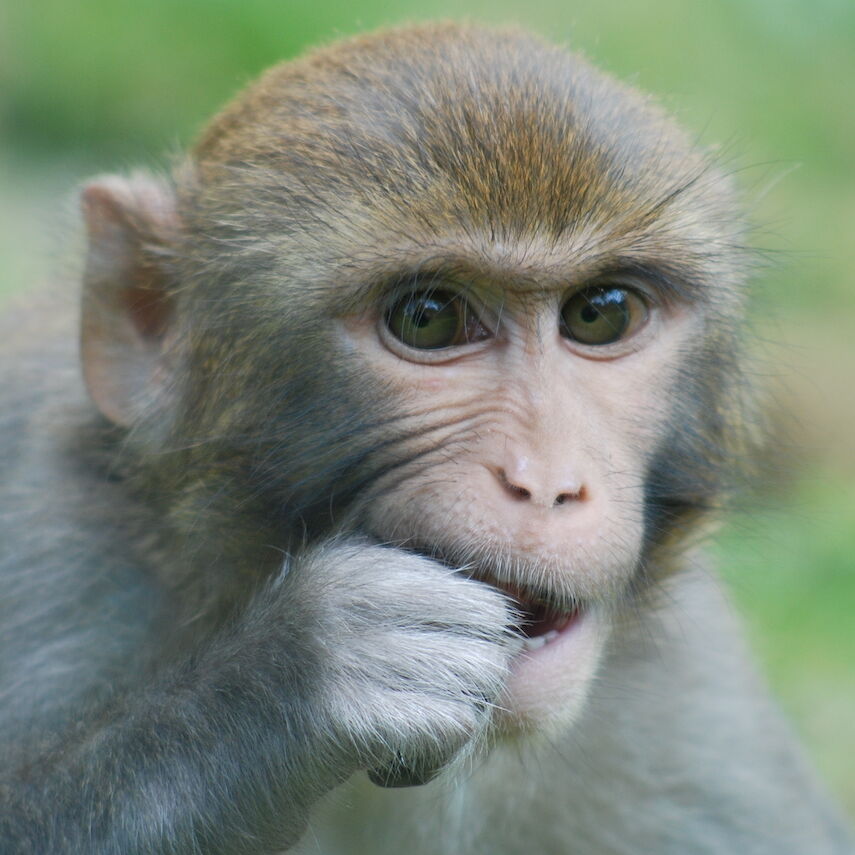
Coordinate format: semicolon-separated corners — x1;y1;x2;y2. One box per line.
331;253;700;730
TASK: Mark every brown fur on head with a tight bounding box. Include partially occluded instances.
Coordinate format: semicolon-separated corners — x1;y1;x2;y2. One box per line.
190;24;742;281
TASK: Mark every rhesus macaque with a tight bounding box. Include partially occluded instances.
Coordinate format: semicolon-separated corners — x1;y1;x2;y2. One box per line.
0;22;851;855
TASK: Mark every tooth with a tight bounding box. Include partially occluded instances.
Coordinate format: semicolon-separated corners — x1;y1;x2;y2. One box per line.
521;628;561;652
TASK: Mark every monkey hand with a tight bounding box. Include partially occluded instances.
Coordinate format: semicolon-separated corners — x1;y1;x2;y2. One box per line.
287;540;518;789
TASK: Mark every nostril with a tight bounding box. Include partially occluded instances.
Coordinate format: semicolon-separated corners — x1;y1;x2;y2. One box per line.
554;485;587;507
497;468;532;501
494;465;586;507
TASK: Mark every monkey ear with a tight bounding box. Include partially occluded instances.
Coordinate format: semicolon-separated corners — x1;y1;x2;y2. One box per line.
80;174;180;427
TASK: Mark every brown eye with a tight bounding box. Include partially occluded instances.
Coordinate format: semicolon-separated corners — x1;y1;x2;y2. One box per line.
560;286;647;346
385;289;486;350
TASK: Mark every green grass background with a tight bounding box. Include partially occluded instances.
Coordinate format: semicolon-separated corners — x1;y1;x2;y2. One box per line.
2;0;853;819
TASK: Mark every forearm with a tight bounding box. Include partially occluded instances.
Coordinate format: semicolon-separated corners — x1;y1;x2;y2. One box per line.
0;541;512;854
0;590;329;854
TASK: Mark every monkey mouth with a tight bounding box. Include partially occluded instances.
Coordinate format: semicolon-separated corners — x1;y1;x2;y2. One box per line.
517;602;580;651
394;543;583;650
483;579;582;652
456;558;583;650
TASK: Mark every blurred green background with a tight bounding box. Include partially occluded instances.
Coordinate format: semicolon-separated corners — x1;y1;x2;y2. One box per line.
1;0;853;818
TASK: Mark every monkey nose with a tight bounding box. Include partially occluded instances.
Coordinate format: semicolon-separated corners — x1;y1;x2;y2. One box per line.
493;464;587;509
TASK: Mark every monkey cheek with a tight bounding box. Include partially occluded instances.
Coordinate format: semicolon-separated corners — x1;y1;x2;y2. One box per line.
498;606;609;735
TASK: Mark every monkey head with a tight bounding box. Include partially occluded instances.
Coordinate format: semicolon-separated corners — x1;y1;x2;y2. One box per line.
79;24;749;733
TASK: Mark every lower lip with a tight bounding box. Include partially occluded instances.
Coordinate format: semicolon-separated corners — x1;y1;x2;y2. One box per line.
501;605;604;726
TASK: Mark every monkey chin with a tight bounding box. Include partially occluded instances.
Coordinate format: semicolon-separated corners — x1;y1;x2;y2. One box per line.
497;605;609;737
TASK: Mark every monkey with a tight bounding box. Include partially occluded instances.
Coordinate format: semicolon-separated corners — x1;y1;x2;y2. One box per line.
0;21;852;855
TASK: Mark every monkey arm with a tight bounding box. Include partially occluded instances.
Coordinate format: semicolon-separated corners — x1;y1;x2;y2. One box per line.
0;583;327;854
0;543;513;855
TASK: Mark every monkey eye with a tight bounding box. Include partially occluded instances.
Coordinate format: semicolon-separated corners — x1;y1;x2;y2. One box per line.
560;285;648;346
384;289;488;350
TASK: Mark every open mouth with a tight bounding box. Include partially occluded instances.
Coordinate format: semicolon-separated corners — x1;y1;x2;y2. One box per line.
397;544;582;652
453;560;583;653
486;580;582;652
518;601;580;651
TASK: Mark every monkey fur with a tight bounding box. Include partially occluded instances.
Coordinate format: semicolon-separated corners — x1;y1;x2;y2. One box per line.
0;22;852;855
